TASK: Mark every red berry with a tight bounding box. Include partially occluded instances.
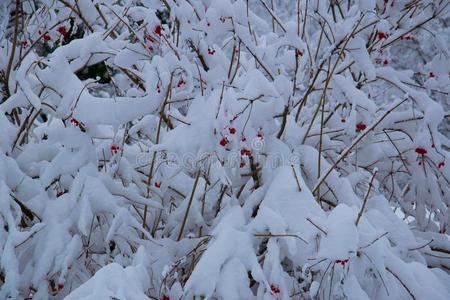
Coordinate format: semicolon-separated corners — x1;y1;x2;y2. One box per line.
155;181;161;188
240;148;251;156
43;34;51;41
431;144;435;148
383;59;389;65
257;132;263;139
377;32;388;39
270;284;280;294
70;118;79;126
415;147;427;155
241;136;247;142
335;259;349;266
56;191;64;198
57;26;67;35
208;47;216;55
439;228;446;234
111;144;120;154
162;295;170;300
240;161;245;168
154;25;162;36
341;118;346;123
356;122;367;131
177;79;185;87
219;137;228;147
438;161;445;169
57;283;64;290
296;49;303;56
21;40;27;48
229;127;236;134
429;72;435;78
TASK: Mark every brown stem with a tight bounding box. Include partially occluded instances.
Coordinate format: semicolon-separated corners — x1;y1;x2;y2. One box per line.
177;170;201;241
313;97;409;194
4;0;21;99
386;267;416;300
355;170;377;226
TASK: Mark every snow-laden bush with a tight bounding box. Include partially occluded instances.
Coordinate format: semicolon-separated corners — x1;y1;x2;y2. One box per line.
0;0;449;299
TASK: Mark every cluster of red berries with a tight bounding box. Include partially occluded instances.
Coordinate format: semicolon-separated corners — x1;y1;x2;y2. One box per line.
335;258;349;266
177;79;185;88
56;191;65;198
439;228;446;234
219;16;231;23
111;144;120;154
161;295;170;300
57;26;67;36
240;148;251;156
156;85;161;93
296;49;304;56
219;137;229;147
154;25;162;36
38;29;51;42
154;181;161;188
377;32;389;40
270;284;281;294
356;122;367;132
70;118;80;126
219;127;238;146
375;58;389;65
208;47;216;55
415;147;427;155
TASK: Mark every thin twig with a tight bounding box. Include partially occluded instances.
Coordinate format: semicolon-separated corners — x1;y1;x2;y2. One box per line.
4;0;21;98
177;170;201;241
356;170;378;226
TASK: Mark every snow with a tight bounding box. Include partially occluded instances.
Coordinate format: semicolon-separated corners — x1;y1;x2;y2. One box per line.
318;204;359;261
1;0;449;299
